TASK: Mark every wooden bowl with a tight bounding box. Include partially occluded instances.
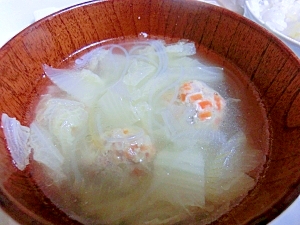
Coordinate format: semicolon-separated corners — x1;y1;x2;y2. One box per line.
0;0;299;224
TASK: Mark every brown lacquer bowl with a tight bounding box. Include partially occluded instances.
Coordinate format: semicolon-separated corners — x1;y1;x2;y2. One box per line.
0;0;299;224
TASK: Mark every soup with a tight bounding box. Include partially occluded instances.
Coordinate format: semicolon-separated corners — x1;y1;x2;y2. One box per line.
1;39;268;225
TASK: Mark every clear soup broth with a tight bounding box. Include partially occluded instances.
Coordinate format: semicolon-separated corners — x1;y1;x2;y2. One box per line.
2;38;269;225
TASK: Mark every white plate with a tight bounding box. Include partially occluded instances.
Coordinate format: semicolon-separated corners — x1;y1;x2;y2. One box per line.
244;0;300;58
0;0;299;224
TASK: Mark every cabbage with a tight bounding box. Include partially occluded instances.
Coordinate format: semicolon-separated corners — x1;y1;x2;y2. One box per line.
166;41;196;57
29;122;64;173
43;65;104;106
128;202;187;225
86;50;129;85
205;132;264;178
205;172;255;204
34;97;88;152
76;45;130;88
220;132;263;173
123;58;156;86
75;47;110;68
70;168;153;224
152;147;205;208
128;43;159;70
129;40;168;79
1;113;31;170
92;88;139;132
203;132;261;203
